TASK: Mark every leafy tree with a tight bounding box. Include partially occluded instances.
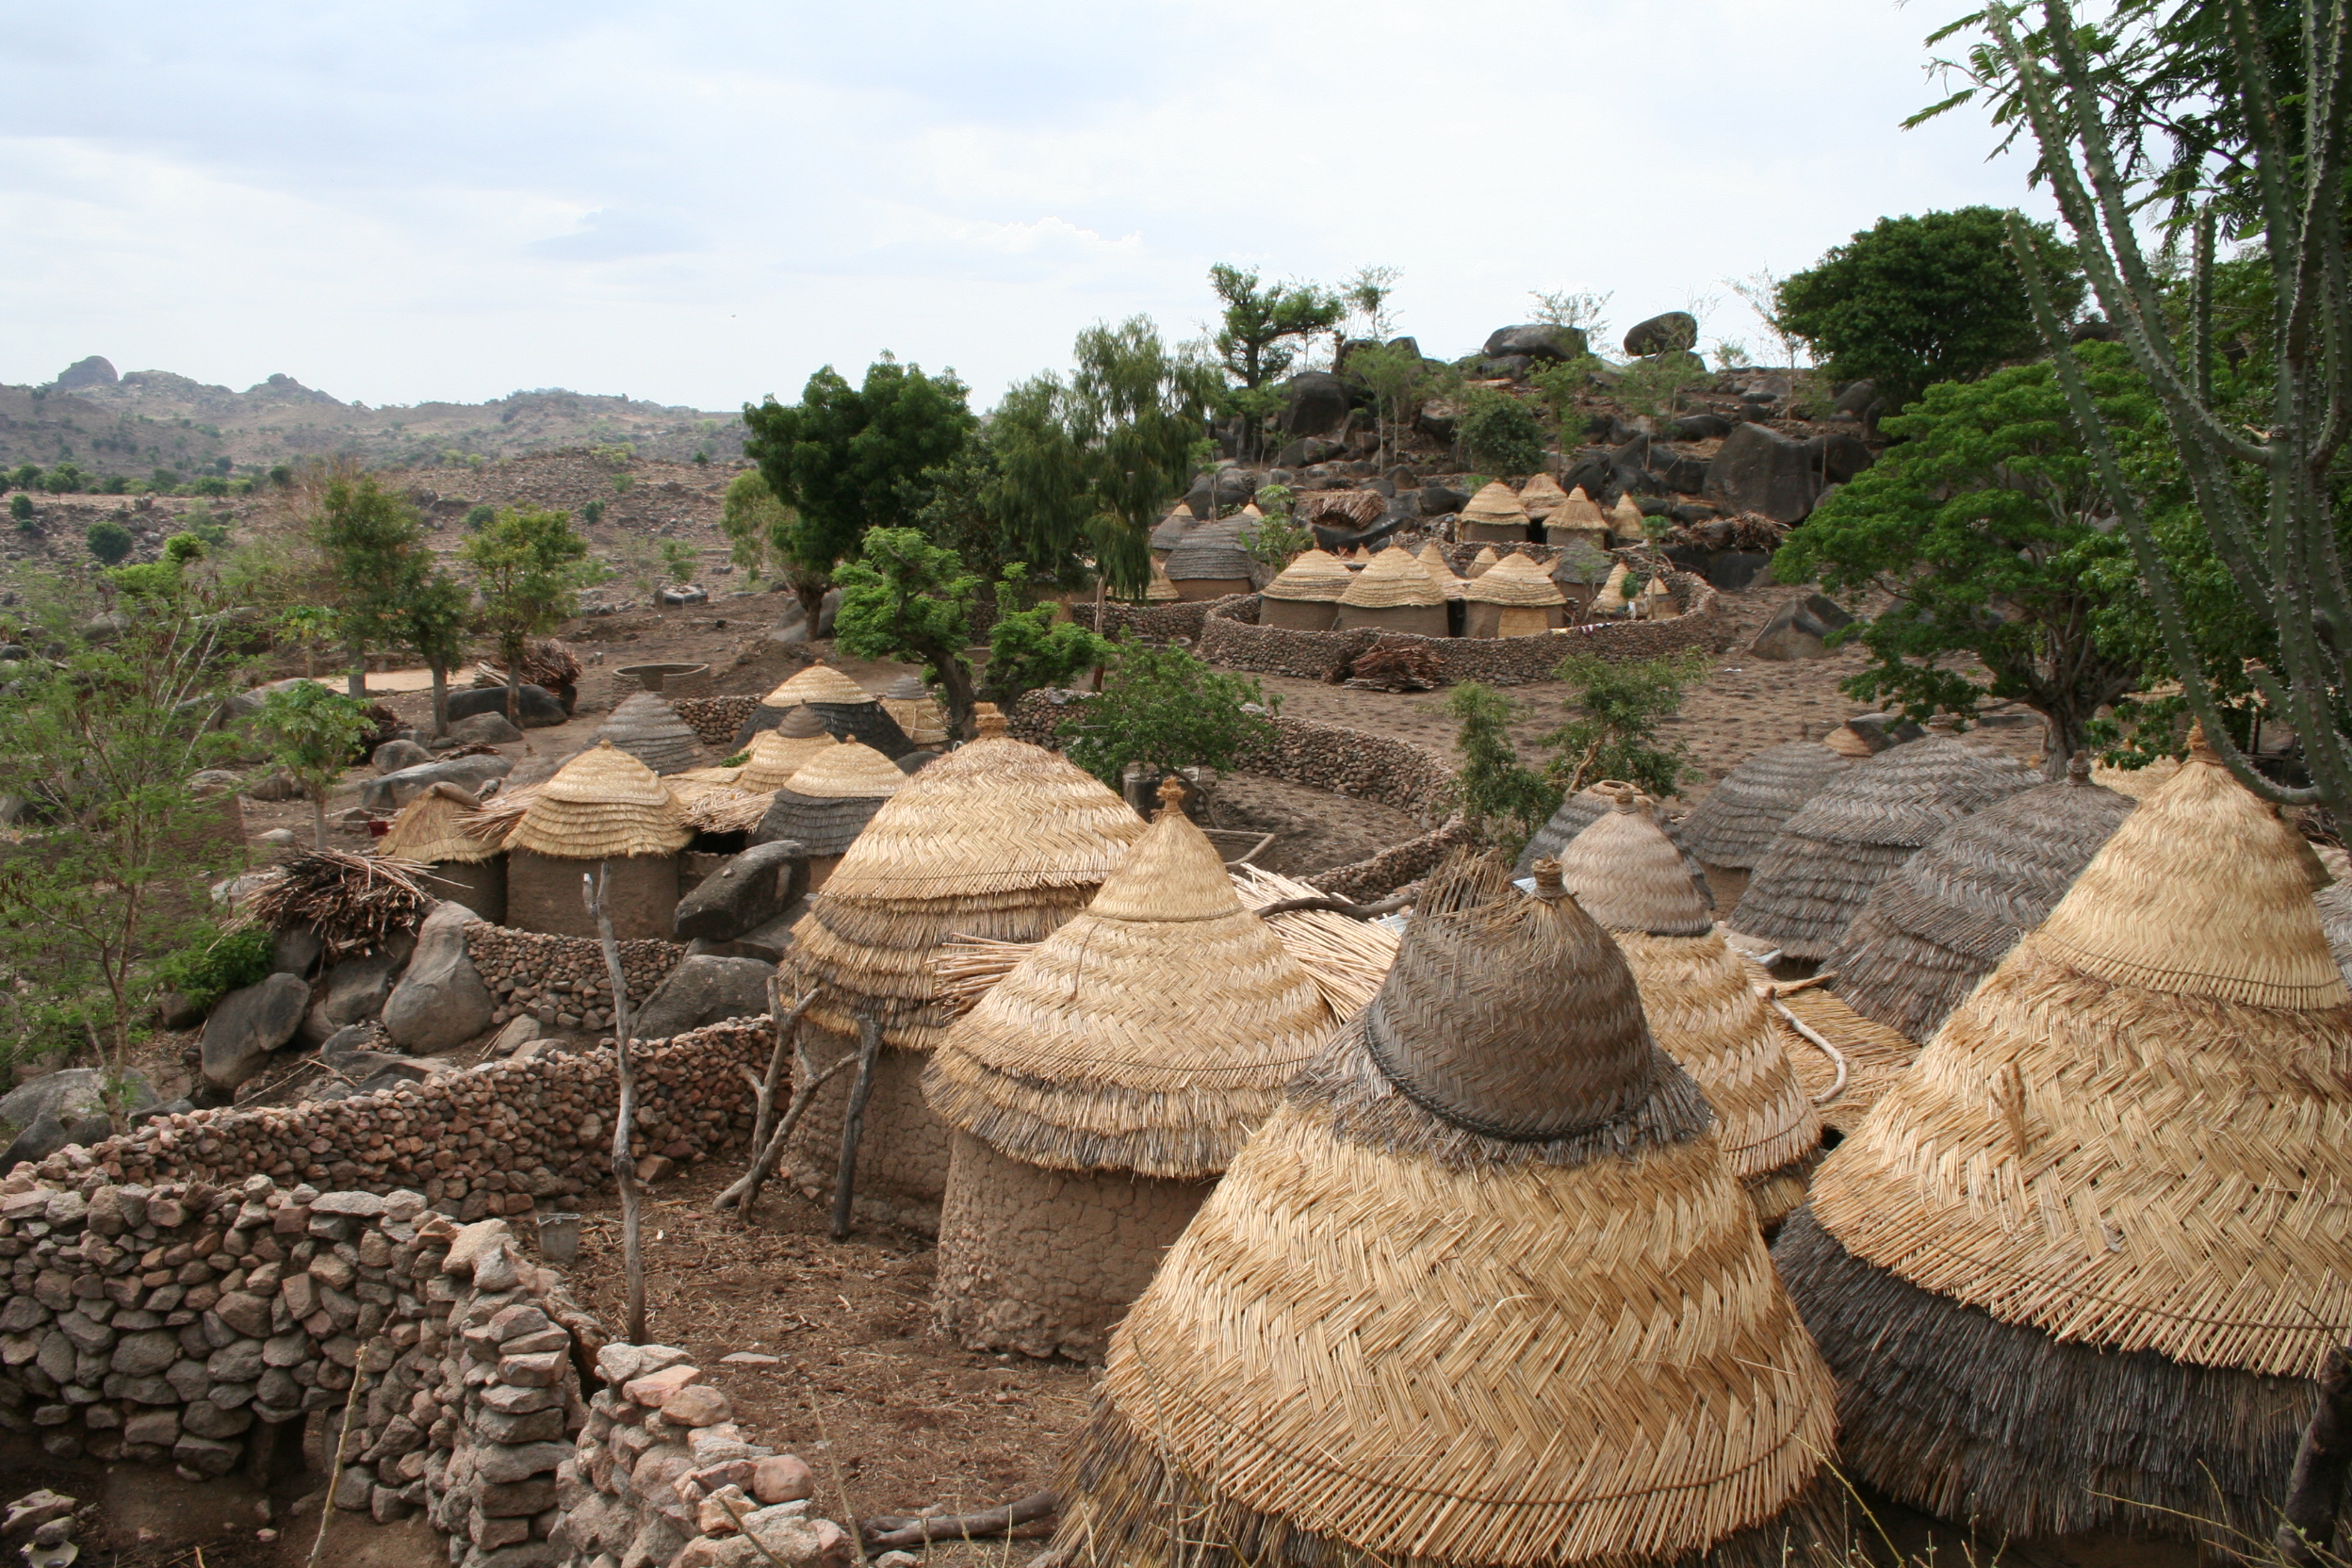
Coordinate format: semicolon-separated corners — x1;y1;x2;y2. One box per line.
12;465;42;490
741;355;976;627
1457;389;1544;475
1446;683;1560;851
1541;649;1706;798
312;474;429;697
398;572;472;737
8;495;30;525
86;519;134;564
278;606;340;678
1208;264;1344;389
1774;207;2085;411
1348;340;1433;469
1059;644;1279;790
979;574;1115;713
719;467;792;580
831;527;983;740
256;681;373;848
460;507;593;721
659;540;698;589
463;504;497;531
44;463;87;495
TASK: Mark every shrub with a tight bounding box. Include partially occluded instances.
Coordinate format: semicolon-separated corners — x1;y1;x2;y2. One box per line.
1059;644;1279;790
268;465;293;488
1457;390;1544;475
162;534;204;566
190;476;229;498
149;926;274;1014
9;495;31;524
86;520;134;564
44;463;87;495
581;498;606;526
612;475;633;495
1541;649;1707;798
100;475;131;495
12;465;41;490
1446;683;1560;851
152;467;181;490
1615;351;1709;418
463;504;497;531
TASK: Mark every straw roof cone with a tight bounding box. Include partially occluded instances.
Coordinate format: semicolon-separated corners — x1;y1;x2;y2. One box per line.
1143;563;1180;602
925;782;1334;1179
1052;853;1840;1568
881;674;949;747
1459;481;1528;528
1413;539;1465;598
1555;485;1609;534
1512;787;1709;902
1462;551;1564;607
594;691;701;776
762;662;874;709
1466;544;1500;578
1821;721;1876;760
1558;790;1821;1223
1150;506;1199;551
2090;752;2181;798
1335;546;1445;609
1777;738;2352;1544
734;707;838;792
1729;736;2034;960
2320;874;2352;986
502;741;693;859
1165;519;1253;581
379;782;498;866
760;741;907;856
1516;471;1567;519
1608;492;1646;541
1677;740;1858;871
1825;755;2135;1042
1261;548;1351;603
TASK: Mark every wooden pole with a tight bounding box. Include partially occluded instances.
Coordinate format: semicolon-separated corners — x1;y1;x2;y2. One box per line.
2278;1346;2352;1565
584;866;646;1343
829;1012;883;1240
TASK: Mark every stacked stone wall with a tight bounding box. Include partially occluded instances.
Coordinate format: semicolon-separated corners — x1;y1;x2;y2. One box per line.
464;924;686;1034
674;698;758;750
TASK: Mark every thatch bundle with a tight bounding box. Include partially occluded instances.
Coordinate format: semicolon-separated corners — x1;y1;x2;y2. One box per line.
594;691;701;776
757;740;907;858
2091;752;2182;798
735;707;838;792
1558;792;1821;1224
1261;548;1351;602
2320;874;2352;984
1777;739;2352;1544
1825;757;2135;1041
472;637;580;695
1457;481;1529;542
1293;490;1386;528
1053;854;1839;1568
1335;546;1444;609
1729;737;2035;961
669;781;774;836
502;742;693;860
1164;519;1253;584
378;782;498;866
1465;545;1500;578
1413;539;1465;599
253;850;434;961
1675;739;1856;872
1821;722;1875;760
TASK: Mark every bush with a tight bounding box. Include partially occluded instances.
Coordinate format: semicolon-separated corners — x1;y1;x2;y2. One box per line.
12;465;41;490
149;926;274;1014
1059;644;1279;790
581;498;606;526
9;495;31;524
100;475;130;495
267;465;293;488
86;520;135;564
1446;683;1560;851
44;463;87;495
190;476;229;498
1457;390;1544;475
463;504;497;531
152;467;182;490
1541;649;1707;798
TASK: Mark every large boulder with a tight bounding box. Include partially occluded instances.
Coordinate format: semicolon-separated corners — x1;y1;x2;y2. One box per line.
677;840;804;941
0;1069;156;1170
381;903;493;1053
1480;324;1587;363
316;954;400;1034
372;739;432;776
633;956;776;1042
360;753;513;811
446;710;524;745
1623;312;1699;356
1811;432;1876;484
1748;593;1857;661
200;973;311;1094
54;355;118;391
1701;422;1820;524
445;684;568;729
1277;373;1353;437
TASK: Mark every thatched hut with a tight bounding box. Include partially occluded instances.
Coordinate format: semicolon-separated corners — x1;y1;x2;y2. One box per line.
1558;789;1821;1226
1608;492;1646;543
1516;471;1567;522
595;691;700;776
787;715;1148;1229
1457;480;1531;544
1332;546;1447;637
925;783;1334;1361
502;742;694;939
734;707;839;792
1149;505;1198;564
732;663;915;758
1258;548;1350;630
1822;721;1876;759
1051;854;1841;1568
1775;739;2352;1548
1825;756;2135;1042
752;741;907;890
1413;539;1465;600
1164;520;1254;601
1675;736;1859;909
378;782;506;923
1461;551;1566;638
1548;537;1615;615
1763;978;1921;1138
1465;544;1500;578
1143;562;1179;602
880;674;948;750
1545;485;1612;549
1729;737;2035;962
2321;874;2352;985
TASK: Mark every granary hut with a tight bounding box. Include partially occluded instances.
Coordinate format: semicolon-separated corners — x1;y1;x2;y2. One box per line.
1559;788;1821;1225
787;714;1147;1229
1332;546;1447;638
1149;505;1198;564
1142;562;1179;603
1050;853;1840;1568
1825;754;2135;1042
1548;537;1615;614
1775;737;2352;1548
378;782;506;923
1821;720;1876;759
1729;736;2034;963
924;781;1334;1361
2091;752;2182;798
594;690;701;776
1461;551;1566;638
1545;484;1612;548
1609;491;1646;543
1414;538;1465;600
733;706;839;792
732;662;915;758
1257;548;1351;630
1164;519;1255;601
1465;544;1500;578
881;673;948;749
751;740;907;891
1512;785;1714;902
501;742;693;940
1675;732;1861;909
1515;470;1567;522
1457;480;1531;544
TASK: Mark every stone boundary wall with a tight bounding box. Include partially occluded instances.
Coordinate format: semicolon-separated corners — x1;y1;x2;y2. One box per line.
464;925;687;1033
674;698;758;750
1069;596;1257;644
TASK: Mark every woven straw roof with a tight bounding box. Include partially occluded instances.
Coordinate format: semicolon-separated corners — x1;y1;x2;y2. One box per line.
1261;548;1351;603
1555;789;1711;936
1165;519;1253;580
1466;545;1500;577
1729;737;2035;960
1827;762;2136;1041
1462;550;1563;607
883;674;928;700
1676;740;1856;869
925;791;1333;1178
1515;471;1566;519
2321;875;2352;985
1150;507;1199;549
1335;546;1444;609
595;691;701;776
735;710;837;792
1822;722;1876;759
1555;486;1609;534
1609;494;1645;536
502;741;693;859
1414;540;1465;599
1056;852;1838;1568
776;740;906;800
759;788;890;858
378;782;498;866
1459;481;1527;525
1748;965;1920;1136
1143;564;1179;601
762;663;874;708
2090;753;2183;798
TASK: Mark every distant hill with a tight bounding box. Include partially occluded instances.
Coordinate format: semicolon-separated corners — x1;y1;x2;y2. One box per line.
0;355;747;482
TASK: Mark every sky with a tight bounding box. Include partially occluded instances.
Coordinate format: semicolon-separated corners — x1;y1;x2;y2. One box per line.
0;1;2056;414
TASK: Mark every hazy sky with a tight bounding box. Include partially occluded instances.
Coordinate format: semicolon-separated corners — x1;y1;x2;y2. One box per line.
0;2;2050;413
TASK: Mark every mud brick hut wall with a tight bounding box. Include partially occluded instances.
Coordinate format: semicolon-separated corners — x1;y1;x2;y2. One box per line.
464;925;687;1035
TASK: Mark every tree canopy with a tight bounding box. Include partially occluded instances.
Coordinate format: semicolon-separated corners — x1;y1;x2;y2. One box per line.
311;474;429;697
1209;265;1344;389
459;507;593;718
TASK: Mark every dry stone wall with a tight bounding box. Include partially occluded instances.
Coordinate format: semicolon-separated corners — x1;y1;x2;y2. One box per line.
674;699;757;751
464;925;687;1035
1068;596;1243;644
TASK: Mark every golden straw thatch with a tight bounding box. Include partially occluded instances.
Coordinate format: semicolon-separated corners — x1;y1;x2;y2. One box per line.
1164;519;1253;582
1459;480;1528;528
1461;550;1564;606
757;741;906;856
1413;540;1464;599
775;740;906;801
1142;563;1179;602
1334;546;1444;609
501;742;693;860
1609;492;1645;541
2090;752;2182;798
378;782;498;865
1515;471;1566;519
761;662;874;709
1465;545;1500;578
1756;972;1919;1135
1778;738;2352;1544
1821;722;1877;760
1261;548;1351;603
1549;485;1610;540
1676;739;1857;871
734;708;839;792
1053;853;1839;1568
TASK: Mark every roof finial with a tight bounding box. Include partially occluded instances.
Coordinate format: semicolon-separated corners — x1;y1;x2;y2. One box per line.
973;710;1008;739
2066;750;2091;784
1530;858;1566;900
2187;720;2222;764
1155;776;1188;818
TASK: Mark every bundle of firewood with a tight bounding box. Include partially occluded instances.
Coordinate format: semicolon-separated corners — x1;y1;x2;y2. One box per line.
471;637;581;694
248;850;434;960
1331;638;1443;693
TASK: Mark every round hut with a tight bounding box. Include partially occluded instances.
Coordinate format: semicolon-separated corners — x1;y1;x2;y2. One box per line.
1143;562;1179;603
1258;548;1351;631
732;663;915;758
1332;546;1447;638
1824;755;2136;1042
1465;544;1500;578
502;742;694;940
1049;853;1840;1568
924;782;1335;1361
1548;537;1615;616
1461;551;1566;638
1415;540;1466;635
2091;752;2182;798
880;674;948;750
1775;738;2352;1549
1558;789;1821;1226
1149;505;1198;564
734;707;838;794
1164;519;1254;601
1729;736;2035;963
787;715;1148;1231
1457;480;1531;544
751;741;908;891
1675;734;1860;910
378;782;506;923
1608;492;1647;544
1545;485;1612;548
1822;720;1876;760
1513;787;1712;906
595;691;701;776
1516;471;1567;524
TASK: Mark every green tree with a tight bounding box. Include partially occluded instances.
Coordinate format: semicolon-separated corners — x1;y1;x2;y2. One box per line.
830;527;983;740
741;355;976;628
1348;341;1432;469
1058;645;1279;790
1208;264;1344;389
1456;390;1545;475
1446;683;1560;851
460;507;593;722
398;572;472;738
1774;207;2086;411
256;681;373;847
278;606;340;679
718;467;792;581
1542;650;1706;798
9;495;32;524
659;540;698;590
979;573;1115;714
44;463;87;495
312;474;429;698
86;520;134;564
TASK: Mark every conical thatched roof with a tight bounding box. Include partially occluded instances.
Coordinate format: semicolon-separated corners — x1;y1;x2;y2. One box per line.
1164;519;1252;581
1054;854;1838;1568
2320;875;2352;985
502;741;693;860
1729;737;2035;960
2091;752;2181;798
1143;563;1180;601
1516;471;1567;519
1466;545;1500;578
1549;537;1615;586
1552;485;1610;537
1459;481;1527;527
1609;493;1645;539
1675;740;1856;870
758;742;906;857
1335;546;1444;609
595;691;701;776
879;676;949;747
1778;740;2352;1544
1559;792;1821;1221
1825;759;2136;1041
924;788;1333;1179
735;708;837;792
1150;506;1199;550
1511;786;1711;901
1462;550;1563;607
1822;721;1876;759
775;739;906;800
762;662;874;708
1261;548;1350;603
1413;539;1465;599
378;782;498;866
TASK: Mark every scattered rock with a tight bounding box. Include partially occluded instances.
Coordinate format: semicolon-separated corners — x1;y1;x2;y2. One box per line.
257;828;299;847
1276;372;1352;437
381;903;494;1053
1481;324;1587;363
371;740;433;775
1747;593;1857;661
0;1070;156;1170
444;684;567;729
633;956;776;1042
447;711;524;745
1623;312;1699;355
1701;422;1820;524
677;841;803;941
359;753;514;811
488;1016;541;1058
750;1455;815;1506
199;974;310;1094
